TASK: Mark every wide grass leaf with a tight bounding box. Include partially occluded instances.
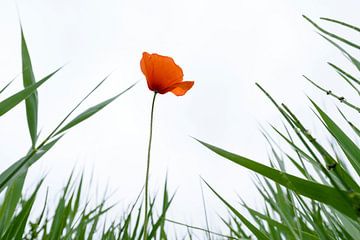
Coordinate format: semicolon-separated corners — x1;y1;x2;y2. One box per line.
0;172;26;233
21;28;38;148
196;139;359;220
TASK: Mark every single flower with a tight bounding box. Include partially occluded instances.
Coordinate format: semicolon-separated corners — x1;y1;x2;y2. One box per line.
140;52;194;96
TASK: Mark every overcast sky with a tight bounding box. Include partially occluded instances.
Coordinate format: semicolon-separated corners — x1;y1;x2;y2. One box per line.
1;0;360;234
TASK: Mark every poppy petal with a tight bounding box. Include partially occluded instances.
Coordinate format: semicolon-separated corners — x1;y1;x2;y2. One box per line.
162;81;194;96
140;52;155;90
150;54;183;90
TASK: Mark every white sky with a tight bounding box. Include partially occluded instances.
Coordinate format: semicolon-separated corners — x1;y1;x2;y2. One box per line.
1;0;360;235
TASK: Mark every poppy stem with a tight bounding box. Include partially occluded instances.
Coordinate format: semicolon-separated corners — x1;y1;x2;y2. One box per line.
144;92;157;240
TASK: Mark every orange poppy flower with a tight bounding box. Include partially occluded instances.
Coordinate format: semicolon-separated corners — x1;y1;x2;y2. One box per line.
140;52;194;96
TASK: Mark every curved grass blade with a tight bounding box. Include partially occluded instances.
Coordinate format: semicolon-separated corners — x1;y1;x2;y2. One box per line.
196;139;359;220
21;27;38;148
303;15;360;50
319;34;360;73
320;18;360;33
310;99;360;176
328;62;360;86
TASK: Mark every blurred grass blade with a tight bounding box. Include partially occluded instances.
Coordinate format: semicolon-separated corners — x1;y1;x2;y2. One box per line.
21;28;38;148
54;82;136;136
196;139;359;220
0;68;60;117
328;62;360;86
310;99;360;176
0;79;14;96
0;172;26;233
320;17;360;33
303;15;360;50
1;179;43;239
0;136;61;192
202;179;270;240
320;34;360;72
243;203;318;240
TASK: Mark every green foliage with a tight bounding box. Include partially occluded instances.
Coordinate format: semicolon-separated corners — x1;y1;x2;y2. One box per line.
3;11;360;240
0;27;139;239
198;16;360;239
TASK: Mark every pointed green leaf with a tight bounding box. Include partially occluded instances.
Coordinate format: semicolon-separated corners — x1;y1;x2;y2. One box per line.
203;179;270;240
320;17;360;33
196;139;359;220
0;68;60;117
310;99;360;176
303;15;360;50
21;28;38;148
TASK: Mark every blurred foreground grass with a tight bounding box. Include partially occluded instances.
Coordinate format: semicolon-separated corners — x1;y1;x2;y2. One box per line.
1;16;360;239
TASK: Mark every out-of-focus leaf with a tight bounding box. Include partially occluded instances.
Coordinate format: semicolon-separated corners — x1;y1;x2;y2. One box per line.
303;15;360;50
0;79;14;96
310;99;360;176
320;17;360;33
0;172;26;233
203;179;270;240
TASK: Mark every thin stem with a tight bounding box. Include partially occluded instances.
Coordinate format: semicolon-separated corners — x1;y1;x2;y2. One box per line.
144;92;157;240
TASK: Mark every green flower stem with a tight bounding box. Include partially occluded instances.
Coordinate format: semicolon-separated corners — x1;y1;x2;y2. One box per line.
144;92;157;240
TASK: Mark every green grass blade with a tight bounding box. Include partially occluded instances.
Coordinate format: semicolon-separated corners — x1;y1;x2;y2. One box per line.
328;62;360;86
21;27;38;148
196;139;359;220
305;76;360;112
310;99;360;176
320;17;360;33
0;172;26;233
0;68;60;117
202;179;270;240
303;15;360;50
0;136;61;193
0;79;14;96
319;34;360;73
1;179;43;239
244;203;318;240
304;76;360;112
55;82;137;136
